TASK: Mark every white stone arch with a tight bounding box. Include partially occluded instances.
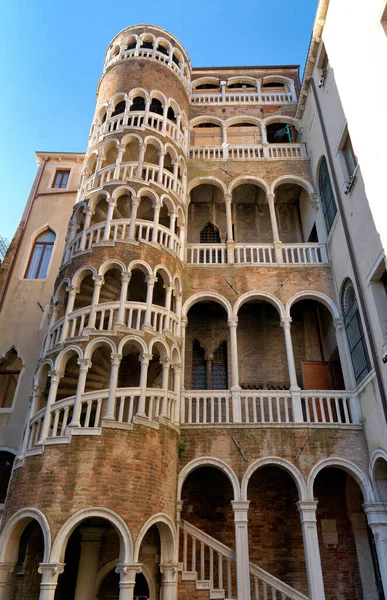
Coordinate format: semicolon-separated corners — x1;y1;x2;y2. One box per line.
164;142;179;163
190;115;224;128
118;335;148;356
228;175;269;196
34;358;54;386
188;176;227;196
112;185;135;203
70;200;87;224
94;560;156;600
182;293;232;319
121;132;143;151
155;36;172;55
286;290;340;320
128;87;149;102
110;91;128;108
271;175;315;196
95;104;108;125
134;513;177;563
153;264;172;286
148;337;170;360
0;507;51;563
87;189;110;213
20;223;59;281
143;134;163;154
150;89;167;106
170;344;181;365
178;457;240;501
128;259;153;276
226;115;261;128
138;32;156;46
100;137;120;158
370;449;387;502
175;205;186;227
160;193;176;215
53;278;71;303
233;291;285;319
262;74;294;86
54;345;83;372
50;507;133;564
192;77;220;90
0;344;25;411
241;457;307;502
84;337;117;359
98;259;127;277
263;115;300;130
227;75;258;88
71;265;97;288
307;457;374;502
166;97;180;118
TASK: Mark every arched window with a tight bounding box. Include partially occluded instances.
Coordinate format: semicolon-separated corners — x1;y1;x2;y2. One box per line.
318;157;338;233
0;348;22;408
200;223;220;243
192;340;206;390
25;229;55;279
341;278;371;384
0;451;15;503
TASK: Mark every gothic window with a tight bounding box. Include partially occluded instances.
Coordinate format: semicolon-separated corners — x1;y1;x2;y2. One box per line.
341;278;371;384
192;340;206;390
211;341;228;390
200;223;220;243
0;451;15;503
318;157;337;233
25;229;56;279
0;348;22;409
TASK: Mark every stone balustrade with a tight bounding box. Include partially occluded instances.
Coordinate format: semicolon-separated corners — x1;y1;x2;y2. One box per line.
189;143;307;160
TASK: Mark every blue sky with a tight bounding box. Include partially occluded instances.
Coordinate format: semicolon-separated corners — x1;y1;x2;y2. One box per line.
0;0;317;243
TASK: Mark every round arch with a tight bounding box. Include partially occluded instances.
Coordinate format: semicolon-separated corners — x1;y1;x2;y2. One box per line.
134;513;177;563
227;76;257;87
307;458;374;502
263;115;300;130
148;338;170;360
0;507;51;563
178;457;240;501
71;265;97;288
87;190;110;213
192;77;220;90
153;264;172;285
50;507;133;564
182;293;232;319
34;359;54;385
286;290;340;320
188;177;227;197
121;132;143;148
233;291;285;319
84;337;117;359
190;115;224;128
241;457;307;501
128;259;153;276
226;116;261;128
118;335;148;356
98;259;127;277
54;346;83;372
228;176;269;196
271;175;315;196
112;185;136;200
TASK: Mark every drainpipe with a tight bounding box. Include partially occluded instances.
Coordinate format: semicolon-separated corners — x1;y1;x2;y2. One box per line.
309;77;387;423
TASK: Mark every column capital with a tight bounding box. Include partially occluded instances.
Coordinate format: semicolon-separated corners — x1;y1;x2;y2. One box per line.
92;274;105;285
131;195;140;205
115;562;142;579
231;500;250;519
77;358;91;371
85;206;94;217
363;502;387;526
281;317;292;328
225;193;232;202
38;562;66;578
107;197;117;207
0;563;15;579
309;193;320;210
160;563;178;580
49;369;63;383
121;272;131;284
139;353;152;365
172;362;181;372
297;500;318;523
333;318;345;331
110;353;122;367
66;284;79;295
145;274;157;285
228;317;238;328
267;192;275;203
181;316;188;328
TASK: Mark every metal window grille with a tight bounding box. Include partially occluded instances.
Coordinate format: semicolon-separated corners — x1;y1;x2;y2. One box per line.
192;340;207;390
211;341;228;390
341;279;371;384
318;157;337;233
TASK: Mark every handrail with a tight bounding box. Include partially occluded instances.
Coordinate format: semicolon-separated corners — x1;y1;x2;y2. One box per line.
180;520;235;561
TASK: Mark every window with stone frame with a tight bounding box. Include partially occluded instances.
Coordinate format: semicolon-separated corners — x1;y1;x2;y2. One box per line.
52;169;70;189
24;229;56;279
341;278;371;384
318;157;338;233
0;348;22;409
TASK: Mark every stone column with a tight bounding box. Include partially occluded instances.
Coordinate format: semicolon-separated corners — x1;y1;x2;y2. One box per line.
179;225;185;261
60;285;78;342
115;564;142;600
116;273;131;326
297;501;325;600
74;528;104;600
232;501;251;600
228;317;241;423
0;564;15;600
114;147;124;180
160;564;178;600
69;359;91;427
162;104;169;132
143;275;157;329
158;151;166;183
30;384;43;417
88;275;104;329
127;196;140;240
17;403;32;460
104;353;122;420
136;142;146;178
256;78;262;103
80;207;94;251
38;563;65;600
103;199;116;242
137;354;152;417
267;193;281;262
333;318;360;423
225;193;234;264
220;80;226;102
160;358;170;418
164;284;173;332
289;80;297;102
38;370;63;443
168;212;177;250
172;161;179;191
152;200;161;243
281;317;303;422
364;503;387;597
222;125;228;158
348;512;379;600
172;363;181;423
175;292;183;337
180;317;187;394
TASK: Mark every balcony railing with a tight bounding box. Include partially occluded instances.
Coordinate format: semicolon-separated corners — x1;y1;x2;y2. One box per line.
190;91;294;105
181;390;358;426
90;110;188;152
25;388;177;451
81;162;184;200
65;218;182;263
186;243;328;265
190;143;307;160
45;302;179;352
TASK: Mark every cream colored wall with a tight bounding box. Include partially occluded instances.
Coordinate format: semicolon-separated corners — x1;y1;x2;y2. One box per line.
0;156;83;452
302;26;387;456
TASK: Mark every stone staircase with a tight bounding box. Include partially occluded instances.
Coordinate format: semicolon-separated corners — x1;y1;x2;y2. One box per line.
180;520;309;600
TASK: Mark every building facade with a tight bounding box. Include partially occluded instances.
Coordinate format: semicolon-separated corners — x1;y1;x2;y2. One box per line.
1;4;387;599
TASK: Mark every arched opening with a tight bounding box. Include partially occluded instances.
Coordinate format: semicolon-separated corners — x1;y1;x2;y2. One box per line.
147;342;166;389
0;451;15;503
188;185;226;248
262;79;286;90
137;193;155;226
156;41;169;56
126;36;137;51
130;96;146;113
85;345;112;395
4;519;45;599
191;122;222;147
97;567;149;599
54;282;69;322
101;143;118;170
227;79;256;90
185;301;229;390
54;517;122;600
143;141;160;167
374;457;387;502
33;363;51;414
56;352;80;402
194;82;219;91
0;348;22;408
180;466;236;596
127;268;147;304
118;340;142;388
140;37;154;51
113;193;131;221
237;300;288;391
167;106;176;123
98;268;122;308
341;278;371;385
68;206;86;244
232;184;271;246
227;121;261;146
152;270;168;308
111;99;126;118
149;98;163;116
90;196;108;226
313;467;382;599
122;136;140;163
247;466;307;593
290;299;345;393
266;122;298;143
274;183;311;244
73;272;94;310
85;154;98;176
172;51;181;67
